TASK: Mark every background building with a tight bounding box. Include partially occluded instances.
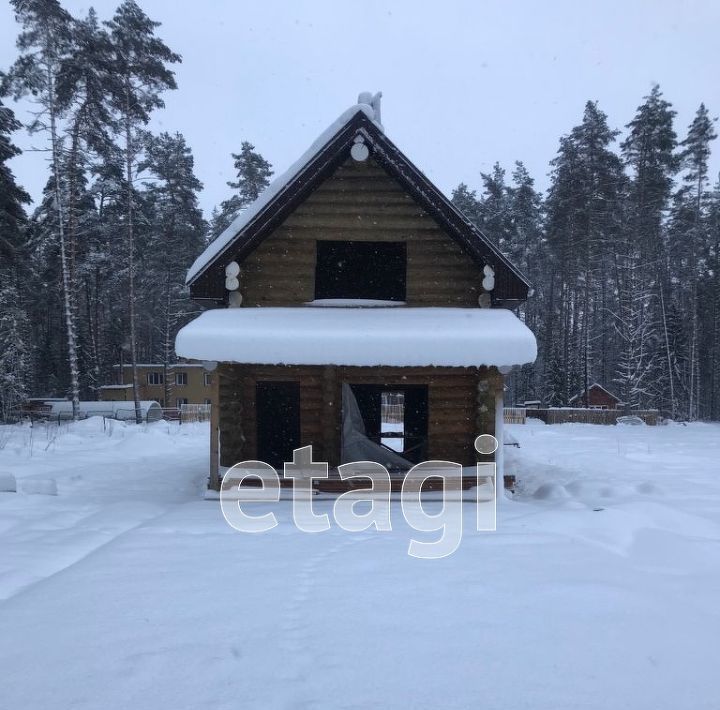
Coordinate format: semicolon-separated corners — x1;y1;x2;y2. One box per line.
99;363;214;409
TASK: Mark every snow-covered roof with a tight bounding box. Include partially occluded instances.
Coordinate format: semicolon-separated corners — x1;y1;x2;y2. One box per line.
568;382;621;403
185;94;530;307
186;101;381;285
175;307;537;368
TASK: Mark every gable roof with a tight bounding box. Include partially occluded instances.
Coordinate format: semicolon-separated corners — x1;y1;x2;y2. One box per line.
568;382;622;404
188;99;530;307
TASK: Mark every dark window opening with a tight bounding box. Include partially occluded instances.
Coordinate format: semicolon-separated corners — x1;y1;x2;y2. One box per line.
256;381;301;469
315;241;407;301
350;384;428;464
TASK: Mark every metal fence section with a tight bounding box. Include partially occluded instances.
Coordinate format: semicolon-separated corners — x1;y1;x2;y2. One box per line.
179;403;212;423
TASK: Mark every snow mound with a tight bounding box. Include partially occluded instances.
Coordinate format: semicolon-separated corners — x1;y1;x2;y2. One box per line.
0;473;17;493
21;479;58;496
636;481;662;495
532;482;571;500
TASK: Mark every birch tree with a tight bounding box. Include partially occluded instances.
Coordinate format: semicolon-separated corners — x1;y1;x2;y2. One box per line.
4;0;81;419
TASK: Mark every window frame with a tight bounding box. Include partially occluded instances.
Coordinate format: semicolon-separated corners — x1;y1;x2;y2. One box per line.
314;240;407;302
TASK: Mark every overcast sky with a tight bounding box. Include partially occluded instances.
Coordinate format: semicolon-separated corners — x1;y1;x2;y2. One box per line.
1;0;718;216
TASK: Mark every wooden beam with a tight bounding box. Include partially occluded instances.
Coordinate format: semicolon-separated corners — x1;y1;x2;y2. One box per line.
208;366;221;490
322;366;339;466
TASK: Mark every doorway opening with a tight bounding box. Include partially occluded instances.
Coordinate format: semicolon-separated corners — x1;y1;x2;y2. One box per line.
256;381;301;469
342;384;428;467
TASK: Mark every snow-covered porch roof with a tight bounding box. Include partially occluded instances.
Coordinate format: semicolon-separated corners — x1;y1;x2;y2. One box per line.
175;307;537;368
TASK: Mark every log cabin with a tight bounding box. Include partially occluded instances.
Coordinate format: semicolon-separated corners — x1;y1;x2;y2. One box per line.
176;93;537;491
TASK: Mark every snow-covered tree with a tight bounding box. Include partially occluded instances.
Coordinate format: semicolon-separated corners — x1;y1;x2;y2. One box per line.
140;131;206;404
545;101;626;405
210;141;273;239
700;181;720;419
0;98;29;263
105;0;180;422
4;0;82;418
451;183;483;227
671;104;717;419
621;84;678;415
0;98;31;420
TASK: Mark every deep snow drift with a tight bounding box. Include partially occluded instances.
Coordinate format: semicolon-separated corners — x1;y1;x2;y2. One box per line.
1;417;719;709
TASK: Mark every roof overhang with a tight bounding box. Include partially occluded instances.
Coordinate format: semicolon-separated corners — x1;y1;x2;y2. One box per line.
175;307;537;368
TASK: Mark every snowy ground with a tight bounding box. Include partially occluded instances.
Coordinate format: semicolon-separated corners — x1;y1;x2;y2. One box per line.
1;417;719;709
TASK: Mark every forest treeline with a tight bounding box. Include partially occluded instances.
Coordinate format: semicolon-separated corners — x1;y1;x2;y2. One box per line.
0;0;270;420
453;93;719;420
0;0;717;420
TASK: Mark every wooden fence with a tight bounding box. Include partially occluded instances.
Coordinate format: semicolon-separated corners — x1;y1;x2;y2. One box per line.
526;408;659;426
503;407;527;424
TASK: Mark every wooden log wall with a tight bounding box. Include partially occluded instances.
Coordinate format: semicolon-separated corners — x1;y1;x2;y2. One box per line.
218;364;503;469
218;364;328;468
239;156;485;307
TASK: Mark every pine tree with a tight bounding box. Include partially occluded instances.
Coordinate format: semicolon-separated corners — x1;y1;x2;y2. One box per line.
506;161;542;273
478;163;513;250
0;98;31;420
105;0;180;422
621;85;678;414
228;141;273;203
210;142;272;238
140;131;206;405
0;98;29;263
701;181;720;419
676;104;717;419
506;162;544;403
545;102;626;405
3;0;82;418
56;8;117;349
451;183;483;227
621;85;677;263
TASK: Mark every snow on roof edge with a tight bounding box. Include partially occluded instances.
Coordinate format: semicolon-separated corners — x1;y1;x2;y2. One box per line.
175;307;538;369
186;102;380;284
